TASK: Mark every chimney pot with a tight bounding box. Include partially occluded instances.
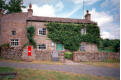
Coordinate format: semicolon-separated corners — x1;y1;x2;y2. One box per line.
85;10;91;20
28;3;33;17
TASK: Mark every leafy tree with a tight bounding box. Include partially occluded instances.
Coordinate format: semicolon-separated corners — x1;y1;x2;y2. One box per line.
99;39;120;52
0;0;6;11
6;0;25;13
112;39;120;52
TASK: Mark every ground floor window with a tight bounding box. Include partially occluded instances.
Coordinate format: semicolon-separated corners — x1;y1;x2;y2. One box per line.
10;39;19;47
80;44;85;51
37;44;46;49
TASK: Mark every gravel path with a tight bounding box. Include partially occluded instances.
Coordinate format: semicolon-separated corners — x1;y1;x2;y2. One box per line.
0;61;120;78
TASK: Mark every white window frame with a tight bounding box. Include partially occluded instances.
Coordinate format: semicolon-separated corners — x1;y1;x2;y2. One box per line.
38;28;46;35
37;44;46;50
10;39;19;47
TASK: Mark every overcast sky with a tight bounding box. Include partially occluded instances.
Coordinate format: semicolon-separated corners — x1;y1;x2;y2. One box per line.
22;0;120;39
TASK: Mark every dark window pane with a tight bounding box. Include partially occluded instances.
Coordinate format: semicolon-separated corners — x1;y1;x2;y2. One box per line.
12;31;16;35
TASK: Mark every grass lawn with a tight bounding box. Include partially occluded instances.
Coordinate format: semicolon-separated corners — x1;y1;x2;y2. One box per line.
0;58;64;65
0;67;119;80
83;62;120;68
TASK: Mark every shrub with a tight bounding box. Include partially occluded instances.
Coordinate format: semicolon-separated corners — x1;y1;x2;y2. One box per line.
0;43;10;48
103;58;120;63
64;52;72;59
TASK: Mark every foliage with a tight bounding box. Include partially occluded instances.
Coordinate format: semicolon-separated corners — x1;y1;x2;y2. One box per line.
47;22;100;51
6;0;25;13
99;39;120;52
0;67;15;73
112;39;120;52
0;43;10;48
103;58;120;63
0;0;25;13
0;0;6;11
26;26;36;48
64;52;72;59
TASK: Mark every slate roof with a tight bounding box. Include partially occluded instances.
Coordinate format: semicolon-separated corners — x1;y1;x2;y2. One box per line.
27;16;97;24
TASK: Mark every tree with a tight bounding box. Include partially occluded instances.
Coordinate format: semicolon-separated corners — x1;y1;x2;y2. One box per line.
99;39;120;52
112;39;120;52
0;0;6;11
6;0;25;13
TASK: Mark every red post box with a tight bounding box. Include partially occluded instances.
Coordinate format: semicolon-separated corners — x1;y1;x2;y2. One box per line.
28;46;31;56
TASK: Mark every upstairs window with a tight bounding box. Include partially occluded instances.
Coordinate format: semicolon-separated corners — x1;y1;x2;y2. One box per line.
37;44;46;49
11;31;16;35
80;44;85;51
38;28;46;35
81;28;86;35
10;39;19;47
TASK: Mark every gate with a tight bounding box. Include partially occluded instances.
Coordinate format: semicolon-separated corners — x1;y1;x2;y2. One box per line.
51;51;59;61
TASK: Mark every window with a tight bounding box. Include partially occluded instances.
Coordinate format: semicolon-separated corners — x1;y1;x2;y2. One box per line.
38;28;46;35
80;44;85;51
37;44;46;49
10;39;19;47
51;42;55;47
81;28;86;35
11;31;16;35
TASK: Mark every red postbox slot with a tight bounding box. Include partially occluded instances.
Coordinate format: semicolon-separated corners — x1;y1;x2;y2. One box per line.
28;46;31;56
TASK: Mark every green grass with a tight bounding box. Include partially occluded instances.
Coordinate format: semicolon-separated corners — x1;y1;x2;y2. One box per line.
0;56;3;60
0;67;119;80
0;67;15;73
83;62;120;68
104;59;120;63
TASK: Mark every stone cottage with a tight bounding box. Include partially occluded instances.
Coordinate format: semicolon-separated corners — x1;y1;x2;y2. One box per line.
0;4;98;61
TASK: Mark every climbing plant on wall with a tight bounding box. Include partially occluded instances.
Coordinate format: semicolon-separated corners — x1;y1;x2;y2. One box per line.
47;22;100;51
25;26;36;48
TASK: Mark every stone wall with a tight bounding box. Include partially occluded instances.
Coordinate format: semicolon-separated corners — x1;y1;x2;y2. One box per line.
35;50;51;61
73;51;120;62
1;48;22;60
1;47;65;63
80;42;98;53
58;51;65;63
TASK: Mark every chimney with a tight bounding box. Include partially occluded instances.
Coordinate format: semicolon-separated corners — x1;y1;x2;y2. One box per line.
27;3;33;17
85;10;91;20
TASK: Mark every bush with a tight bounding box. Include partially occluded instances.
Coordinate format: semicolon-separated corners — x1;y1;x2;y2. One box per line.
103;58;120;63
64;52;72;59
0;43;10;48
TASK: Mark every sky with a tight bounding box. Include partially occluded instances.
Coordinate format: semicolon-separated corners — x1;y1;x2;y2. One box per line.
22;0;120;39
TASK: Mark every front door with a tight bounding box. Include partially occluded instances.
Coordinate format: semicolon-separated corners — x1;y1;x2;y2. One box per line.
56;44;64;51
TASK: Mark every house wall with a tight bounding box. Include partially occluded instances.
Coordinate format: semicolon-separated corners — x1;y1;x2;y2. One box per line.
27;21;56;51
0;12;98;62
0;13;28;48
80;42;98;53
